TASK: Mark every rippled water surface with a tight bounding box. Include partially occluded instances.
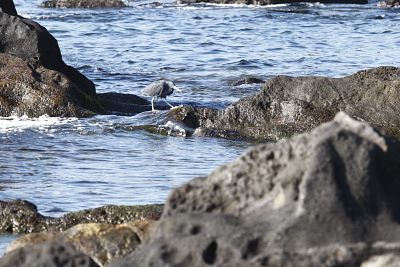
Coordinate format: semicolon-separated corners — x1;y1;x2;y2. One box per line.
1;0;399;255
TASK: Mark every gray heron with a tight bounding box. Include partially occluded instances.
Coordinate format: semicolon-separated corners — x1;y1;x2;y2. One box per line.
142;79;182;112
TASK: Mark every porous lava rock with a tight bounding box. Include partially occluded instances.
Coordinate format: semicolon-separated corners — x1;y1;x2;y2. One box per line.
0;199;163;233
175;66;400;140
40;0;128;8
5;221;153;267
0;240;99;267
110;112;400;267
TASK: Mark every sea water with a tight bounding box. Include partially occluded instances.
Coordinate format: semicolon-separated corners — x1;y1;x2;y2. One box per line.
0;0;399;255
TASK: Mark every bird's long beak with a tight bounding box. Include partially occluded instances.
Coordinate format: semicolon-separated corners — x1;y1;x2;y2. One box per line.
174;86;182;93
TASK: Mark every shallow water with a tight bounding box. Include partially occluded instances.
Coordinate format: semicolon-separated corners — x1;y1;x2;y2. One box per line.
1;0;399;256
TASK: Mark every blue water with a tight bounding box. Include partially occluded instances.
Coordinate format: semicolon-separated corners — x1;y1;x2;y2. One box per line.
1;0;399;256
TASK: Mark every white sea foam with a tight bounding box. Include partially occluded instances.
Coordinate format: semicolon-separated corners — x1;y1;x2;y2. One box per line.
164;121;187;137
0;115;78;134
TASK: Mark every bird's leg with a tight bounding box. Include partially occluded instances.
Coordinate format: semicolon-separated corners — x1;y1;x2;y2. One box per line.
151;97;156;112
164;98;175;109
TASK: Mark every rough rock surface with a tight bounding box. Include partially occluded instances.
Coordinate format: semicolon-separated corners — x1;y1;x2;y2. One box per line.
0;240;99;267
40;0;128;8
110;112;400;267
0;199;163;233
0;5;95;97
0;53;100;117
5;221;153;267
0;2;105;117
175;66;400;140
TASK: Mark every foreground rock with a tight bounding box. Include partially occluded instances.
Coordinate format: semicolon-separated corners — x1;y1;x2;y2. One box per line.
0;199;163;233
0;240;99;267
174;66;400;140
40;0;128;8
110;112;400;267
4;221;152;267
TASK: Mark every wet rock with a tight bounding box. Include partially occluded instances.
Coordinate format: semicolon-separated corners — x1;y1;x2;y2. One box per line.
175;66;400;140
110;112;400;267
0;53;100;117
98;92;151;115
5;221;154;267
231;77;265;86
192;127;246;139
375;0;400;6
0;199;163;233
0;240;99;267
40;0;128;8
0;3;104;117
0;7;96;98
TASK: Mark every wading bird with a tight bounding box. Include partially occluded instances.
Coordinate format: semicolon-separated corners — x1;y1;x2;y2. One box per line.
142;79;182;112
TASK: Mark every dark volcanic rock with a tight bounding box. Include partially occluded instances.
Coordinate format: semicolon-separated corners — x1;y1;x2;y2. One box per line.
0;240;99;267
98;92;152;115
0;3;105;117
0;0;17;15
231;77;265;86
0;199;163;233
0;8;96;97
0;53;100;117
40;0;128;8
110;112;400;267
174;66;400;140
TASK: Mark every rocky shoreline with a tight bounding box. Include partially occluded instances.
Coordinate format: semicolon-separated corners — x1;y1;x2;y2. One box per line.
2;0;400;266
3;112;400;267
0;200;163;266
2;0;400;141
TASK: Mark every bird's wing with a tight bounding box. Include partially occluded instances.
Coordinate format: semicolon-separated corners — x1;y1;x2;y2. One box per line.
142;81;164;96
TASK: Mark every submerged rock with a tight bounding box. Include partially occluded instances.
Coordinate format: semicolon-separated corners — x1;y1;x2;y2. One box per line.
174;66;400;140
231;77;265;86
40;0;128;8
98;92;151;115
5;221;153;267
110;112;400;267
0;240;99;267
0;199;163;233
